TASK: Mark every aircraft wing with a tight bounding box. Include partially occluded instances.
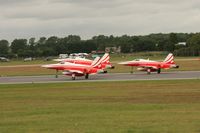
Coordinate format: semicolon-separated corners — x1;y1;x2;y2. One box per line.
139;65;158;70
64;69;84;74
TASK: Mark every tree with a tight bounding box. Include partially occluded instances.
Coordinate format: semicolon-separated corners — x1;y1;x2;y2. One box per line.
83;40;97;53
10;39;28;56
37;37;46;46
66;35;82;53
166;33;178;52
169;33;178;44
27;38;36;57
0;40;9;56
118;35;132;53
187;33;200;48
0;33;198;58
35;37;47;56
29;38;36;46
186;33;200;56
92;35;109;51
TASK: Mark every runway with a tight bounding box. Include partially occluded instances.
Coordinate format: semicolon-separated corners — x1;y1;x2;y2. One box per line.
0;71;200;84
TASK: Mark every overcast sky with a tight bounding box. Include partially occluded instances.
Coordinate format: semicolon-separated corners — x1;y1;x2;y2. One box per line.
0;0;200;41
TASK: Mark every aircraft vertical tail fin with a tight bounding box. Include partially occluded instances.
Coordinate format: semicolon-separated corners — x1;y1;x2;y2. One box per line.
163;53;175;64
91;56;101;67
91;53;109;68
100;53;110;64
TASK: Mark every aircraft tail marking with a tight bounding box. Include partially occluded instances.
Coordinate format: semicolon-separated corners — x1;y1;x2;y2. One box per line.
164;53;175;64
91;53;109;68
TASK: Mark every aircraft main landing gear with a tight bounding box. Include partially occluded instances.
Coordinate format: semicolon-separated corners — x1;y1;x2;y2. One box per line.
85;73;89;79
147;68;151;74
55;70;58;78
157;68;161;74
72;74;75;80
130;66;133;74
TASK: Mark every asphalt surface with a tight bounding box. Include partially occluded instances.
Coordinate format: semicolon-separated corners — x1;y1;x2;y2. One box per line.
0;71;200;84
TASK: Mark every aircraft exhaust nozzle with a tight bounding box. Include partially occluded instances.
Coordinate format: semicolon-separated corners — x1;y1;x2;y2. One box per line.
171;64;179;68
110;66;115;69
175;65;179;68
103;70;108;73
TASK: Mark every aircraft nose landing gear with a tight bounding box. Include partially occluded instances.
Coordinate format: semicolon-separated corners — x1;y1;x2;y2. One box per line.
147;68;151;74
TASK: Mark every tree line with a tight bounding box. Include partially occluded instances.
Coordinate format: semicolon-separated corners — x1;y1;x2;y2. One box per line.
0;33;200;58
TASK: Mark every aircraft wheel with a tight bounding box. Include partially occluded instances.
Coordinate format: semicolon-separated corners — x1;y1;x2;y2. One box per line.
72;74;76;80
85;73;89;79
130;71;133;74
130;67;133;74
111;66;115;69
55;70;58;78
147;69;151;74
157;68;161;74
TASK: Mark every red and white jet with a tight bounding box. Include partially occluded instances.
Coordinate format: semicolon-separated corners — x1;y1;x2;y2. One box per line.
118;53;179;74
42;53;110;80
53;54;114;70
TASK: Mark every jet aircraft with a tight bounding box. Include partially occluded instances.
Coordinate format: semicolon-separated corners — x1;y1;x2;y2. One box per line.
53;54;114;70
42;53;110;80
118;53;179;74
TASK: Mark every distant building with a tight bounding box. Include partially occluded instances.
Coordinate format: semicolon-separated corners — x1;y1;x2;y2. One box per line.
59;54;68;59
91;51;105;58
105;46;121;53
176;42;186;46
69;53;89;58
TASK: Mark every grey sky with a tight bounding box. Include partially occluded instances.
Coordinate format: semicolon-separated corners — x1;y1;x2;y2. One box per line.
0;0;200;41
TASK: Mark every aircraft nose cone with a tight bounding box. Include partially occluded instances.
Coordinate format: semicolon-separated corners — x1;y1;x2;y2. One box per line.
175;65;179;68
118;62;127;65
41;65;49;68
111;66;115;69
53;59;62;62
41;64;55;68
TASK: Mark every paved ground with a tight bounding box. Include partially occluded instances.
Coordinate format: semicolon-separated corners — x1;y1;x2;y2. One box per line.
0;71;200;84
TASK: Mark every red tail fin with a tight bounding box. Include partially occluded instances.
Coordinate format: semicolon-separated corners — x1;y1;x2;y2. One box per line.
91;53;109;68
163;53;175;64
91;56;101;67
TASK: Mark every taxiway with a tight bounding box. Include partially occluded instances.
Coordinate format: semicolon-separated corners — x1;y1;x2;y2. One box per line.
0;71;199;84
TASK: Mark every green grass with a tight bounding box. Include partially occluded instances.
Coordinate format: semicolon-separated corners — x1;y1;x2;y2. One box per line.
0;60;55;66
1;80;200;133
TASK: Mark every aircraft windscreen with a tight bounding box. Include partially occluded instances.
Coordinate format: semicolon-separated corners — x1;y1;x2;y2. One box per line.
134;59;140;61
